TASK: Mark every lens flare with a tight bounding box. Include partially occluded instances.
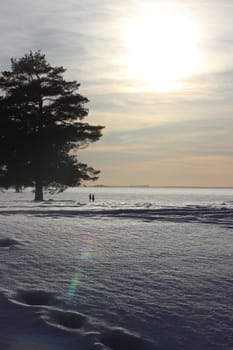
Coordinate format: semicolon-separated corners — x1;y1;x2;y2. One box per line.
65;234;97;305
65;270;82;305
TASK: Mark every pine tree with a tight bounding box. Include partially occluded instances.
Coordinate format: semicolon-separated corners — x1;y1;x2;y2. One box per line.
0;51;104;201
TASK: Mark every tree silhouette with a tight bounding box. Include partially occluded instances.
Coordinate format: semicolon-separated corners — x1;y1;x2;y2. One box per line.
0;51;104;201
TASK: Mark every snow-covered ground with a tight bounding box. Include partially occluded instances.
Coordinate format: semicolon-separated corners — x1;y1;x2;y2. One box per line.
0;187;232;349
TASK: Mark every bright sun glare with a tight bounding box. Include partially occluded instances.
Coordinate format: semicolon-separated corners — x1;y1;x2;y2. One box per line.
123;12;203;91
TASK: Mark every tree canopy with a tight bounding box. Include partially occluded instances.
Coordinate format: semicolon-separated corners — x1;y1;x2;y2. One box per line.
0;51;104;200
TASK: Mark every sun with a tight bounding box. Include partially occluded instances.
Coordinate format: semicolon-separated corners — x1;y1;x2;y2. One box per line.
122;12;203;91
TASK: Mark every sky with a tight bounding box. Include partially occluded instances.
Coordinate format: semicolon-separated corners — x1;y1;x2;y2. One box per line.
1;0;233;187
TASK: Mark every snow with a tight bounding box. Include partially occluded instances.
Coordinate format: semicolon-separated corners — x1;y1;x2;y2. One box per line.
0;187;232;349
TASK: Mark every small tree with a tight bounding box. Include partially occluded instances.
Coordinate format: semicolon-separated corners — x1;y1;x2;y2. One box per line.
0;51;104;200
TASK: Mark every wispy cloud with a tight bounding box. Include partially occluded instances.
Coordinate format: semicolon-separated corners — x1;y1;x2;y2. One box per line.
0;0;233;186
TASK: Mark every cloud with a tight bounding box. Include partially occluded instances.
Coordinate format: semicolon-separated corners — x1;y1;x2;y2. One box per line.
80;116;233;169
0;0;233;186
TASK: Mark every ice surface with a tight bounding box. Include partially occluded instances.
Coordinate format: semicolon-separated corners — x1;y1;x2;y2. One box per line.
0;187;232;229
0;187;232;349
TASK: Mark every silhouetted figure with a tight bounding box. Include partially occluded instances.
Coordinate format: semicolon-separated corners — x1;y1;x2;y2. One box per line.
89;193;92;202
92;194;95;202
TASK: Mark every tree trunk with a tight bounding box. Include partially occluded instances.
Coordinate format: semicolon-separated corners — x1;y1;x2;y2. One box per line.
34;95;44;202
35;178;43;201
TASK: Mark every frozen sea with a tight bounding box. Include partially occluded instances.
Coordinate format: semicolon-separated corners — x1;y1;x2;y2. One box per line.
0;187;232;350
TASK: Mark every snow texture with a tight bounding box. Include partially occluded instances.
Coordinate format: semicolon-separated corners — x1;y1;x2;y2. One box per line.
0;187;232;349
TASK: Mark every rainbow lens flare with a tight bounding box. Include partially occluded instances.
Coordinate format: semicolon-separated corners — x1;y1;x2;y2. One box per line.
65;234;97;305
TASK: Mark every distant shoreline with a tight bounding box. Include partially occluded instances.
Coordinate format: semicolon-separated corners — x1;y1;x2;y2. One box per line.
1;186;233;194
87;185;233;189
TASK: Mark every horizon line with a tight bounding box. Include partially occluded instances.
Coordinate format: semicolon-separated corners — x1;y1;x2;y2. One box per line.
86;185;233;189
